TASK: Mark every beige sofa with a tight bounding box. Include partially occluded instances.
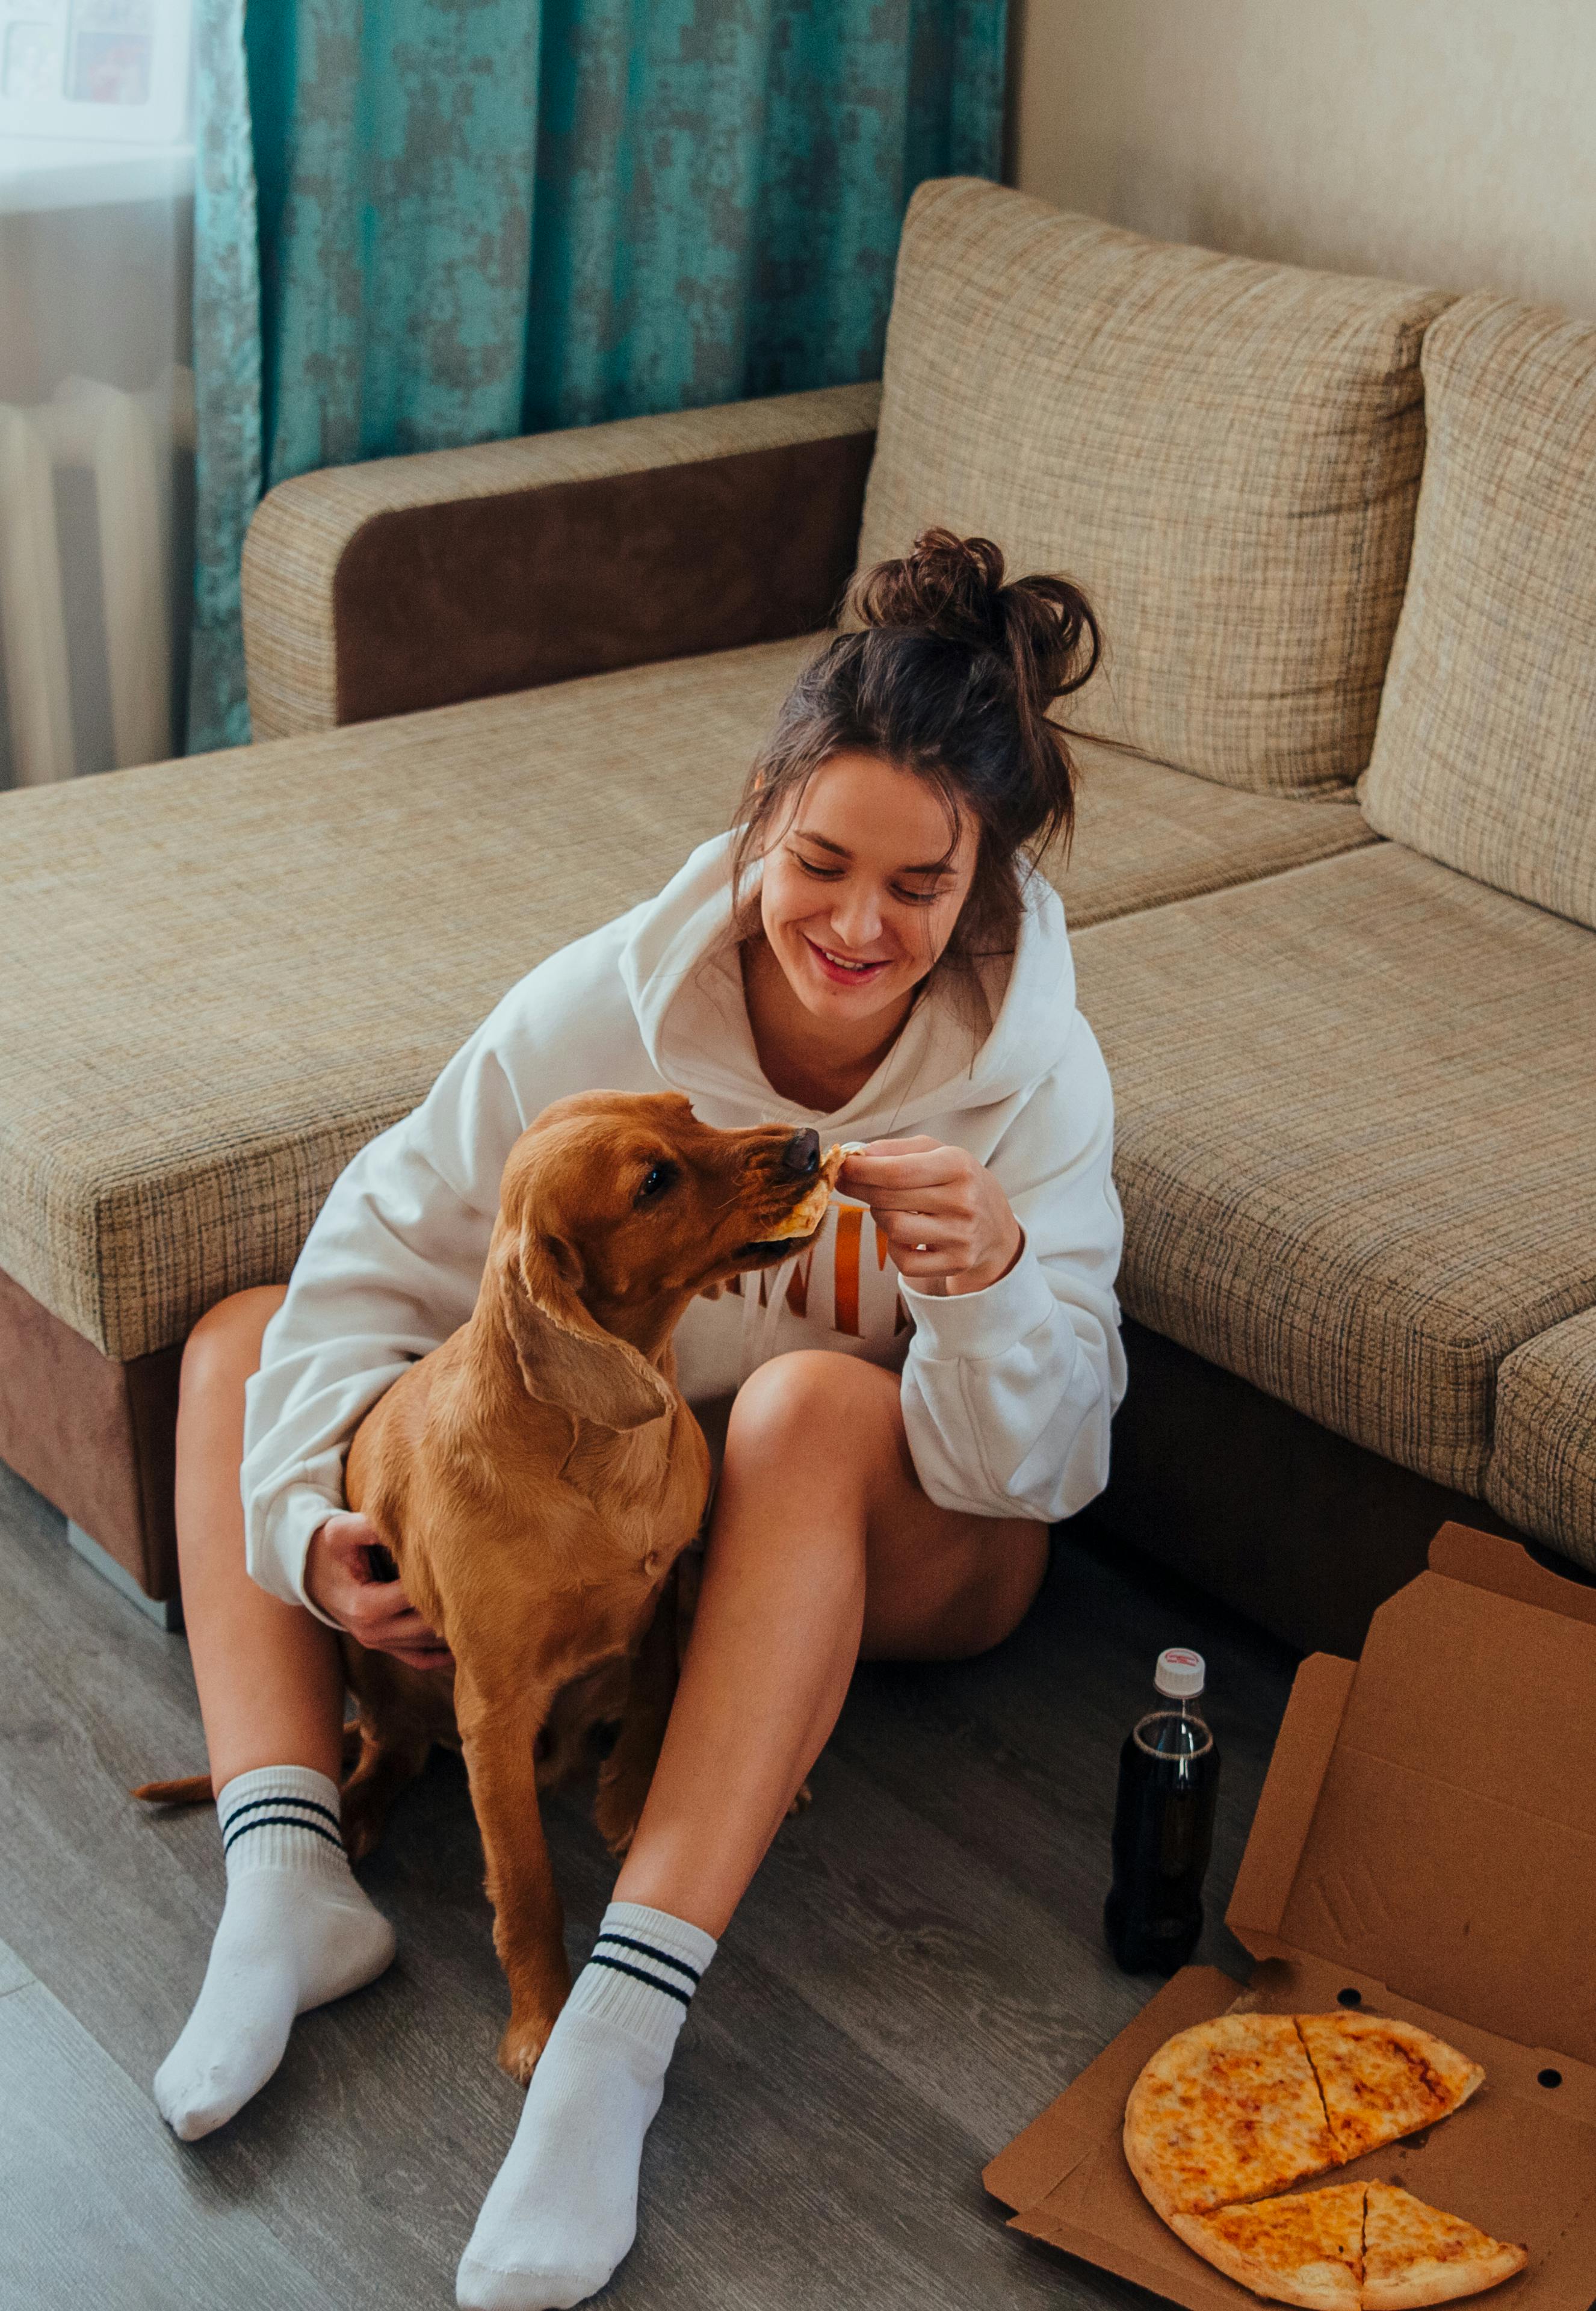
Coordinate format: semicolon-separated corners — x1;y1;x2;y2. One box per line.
4;178;1593;1653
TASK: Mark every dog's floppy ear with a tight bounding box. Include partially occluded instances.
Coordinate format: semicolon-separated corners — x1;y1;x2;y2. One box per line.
492;1224;670;1433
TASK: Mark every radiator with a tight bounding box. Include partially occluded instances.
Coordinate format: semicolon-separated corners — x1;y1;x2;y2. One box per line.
0;365;194;785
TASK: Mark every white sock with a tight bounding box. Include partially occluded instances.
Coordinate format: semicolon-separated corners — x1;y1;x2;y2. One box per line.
457;1899;717;2311
153;1765;396;2142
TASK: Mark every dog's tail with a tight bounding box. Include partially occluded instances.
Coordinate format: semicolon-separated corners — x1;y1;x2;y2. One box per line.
131;1773;214;1807
131;1724;362;1810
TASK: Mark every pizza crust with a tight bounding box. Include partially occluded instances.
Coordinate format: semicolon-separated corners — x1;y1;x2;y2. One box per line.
1171;2183;1365;2309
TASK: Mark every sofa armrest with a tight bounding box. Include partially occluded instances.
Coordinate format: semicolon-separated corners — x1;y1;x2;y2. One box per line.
241;381;880;739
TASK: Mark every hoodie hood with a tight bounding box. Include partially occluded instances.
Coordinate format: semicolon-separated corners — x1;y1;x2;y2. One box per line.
618;832;1078;1132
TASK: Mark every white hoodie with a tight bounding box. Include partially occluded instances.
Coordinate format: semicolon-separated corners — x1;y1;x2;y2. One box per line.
241;833;1127;1616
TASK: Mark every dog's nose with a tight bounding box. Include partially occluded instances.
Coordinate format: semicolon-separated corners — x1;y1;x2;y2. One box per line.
779;1127;820;1178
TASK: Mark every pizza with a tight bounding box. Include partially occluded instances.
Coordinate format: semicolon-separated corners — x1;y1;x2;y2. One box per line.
764;1143;845;1240
1361;2182;1527;2310
1296;2014;1484;2162
1125;2011;1526;2305
1171;2182;1526;2310
1170;2182;1366;2309
1123;2013;1339;2218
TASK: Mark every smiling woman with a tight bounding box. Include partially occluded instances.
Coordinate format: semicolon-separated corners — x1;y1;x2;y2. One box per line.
739;753;981;1115
734;531;1098;1128
737;528;1101;989
156;527;1126;2310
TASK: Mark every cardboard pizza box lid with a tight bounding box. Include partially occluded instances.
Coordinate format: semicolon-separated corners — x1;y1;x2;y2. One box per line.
1226;1523;1596;2063
983;1527;1596;2310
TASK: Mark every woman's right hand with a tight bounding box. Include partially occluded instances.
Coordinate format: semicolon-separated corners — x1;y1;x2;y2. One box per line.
304;1512;454;1671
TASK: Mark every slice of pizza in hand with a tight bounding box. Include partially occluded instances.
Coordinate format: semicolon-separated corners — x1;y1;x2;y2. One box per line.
1171;2182;1366;2310
1295;2014;1485;2163
1361;2181;1527;2309
1125;2014;1340;2220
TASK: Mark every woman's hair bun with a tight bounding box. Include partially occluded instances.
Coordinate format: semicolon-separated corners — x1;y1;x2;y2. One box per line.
851;526;1101;709
732;527;1105;986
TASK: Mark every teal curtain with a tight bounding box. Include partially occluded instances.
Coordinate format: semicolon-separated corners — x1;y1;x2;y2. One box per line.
188;0;1009;753
189;0;264;752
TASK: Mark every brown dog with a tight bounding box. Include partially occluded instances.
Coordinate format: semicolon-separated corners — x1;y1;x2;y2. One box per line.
142;1092;839;2083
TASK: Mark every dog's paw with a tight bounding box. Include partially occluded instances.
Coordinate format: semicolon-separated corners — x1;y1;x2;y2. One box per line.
339;1793;386;1864
592;1775;644;1859
496;2009;558;2086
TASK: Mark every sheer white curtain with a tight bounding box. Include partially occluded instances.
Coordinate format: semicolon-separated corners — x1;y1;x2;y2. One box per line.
0;0;194;787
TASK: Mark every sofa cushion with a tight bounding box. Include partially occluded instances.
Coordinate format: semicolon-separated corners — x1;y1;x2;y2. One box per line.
1071;843;1596;1494
1485;1314;1596;1575
0;639;815;1361
1;634;1373;1364
859;178;1452;797
1358;293;1596;930
1057;738;1376;926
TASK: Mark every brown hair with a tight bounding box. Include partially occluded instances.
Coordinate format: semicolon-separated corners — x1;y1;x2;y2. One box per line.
731;528;1101;978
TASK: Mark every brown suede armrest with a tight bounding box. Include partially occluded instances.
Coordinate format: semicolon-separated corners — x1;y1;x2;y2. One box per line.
241;382;880;738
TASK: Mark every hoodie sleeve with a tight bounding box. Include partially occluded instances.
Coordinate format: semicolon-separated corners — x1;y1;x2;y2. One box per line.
240;1004;533;1616
897;1009;1126;1524
239;919;644;1616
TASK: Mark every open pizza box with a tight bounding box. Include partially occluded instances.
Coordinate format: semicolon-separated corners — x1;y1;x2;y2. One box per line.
983;1525;1596;2310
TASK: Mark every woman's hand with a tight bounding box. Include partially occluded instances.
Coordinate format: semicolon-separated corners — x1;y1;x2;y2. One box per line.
840;1137;1023;1296
305;1512;454;1671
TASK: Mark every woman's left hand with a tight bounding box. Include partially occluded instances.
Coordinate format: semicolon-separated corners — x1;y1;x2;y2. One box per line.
840;1137;1023;1296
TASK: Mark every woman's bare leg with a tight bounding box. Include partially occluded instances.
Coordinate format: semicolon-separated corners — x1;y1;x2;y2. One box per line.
174;1285;345;1787
614;1350;1047;1935
459;1349;1047;2303
156;1285;395;2143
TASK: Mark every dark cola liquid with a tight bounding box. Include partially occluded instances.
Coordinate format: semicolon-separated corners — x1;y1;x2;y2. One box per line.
1104;1707;1220;1975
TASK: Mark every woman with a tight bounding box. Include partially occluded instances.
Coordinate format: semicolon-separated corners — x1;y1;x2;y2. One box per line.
155;530;1126;2309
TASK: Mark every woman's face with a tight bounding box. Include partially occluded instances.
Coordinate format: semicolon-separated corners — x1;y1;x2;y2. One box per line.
758;750;979;1029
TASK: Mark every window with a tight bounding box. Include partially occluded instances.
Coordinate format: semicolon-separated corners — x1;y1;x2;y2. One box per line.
0;0;191;145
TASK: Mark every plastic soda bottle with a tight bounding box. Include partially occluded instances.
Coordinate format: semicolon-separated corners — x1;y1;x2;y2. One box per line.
1103;1647;1220;1975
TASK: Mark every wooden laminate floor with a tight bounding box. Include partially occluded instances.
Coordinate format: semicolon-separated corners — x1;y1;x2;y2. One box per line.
0;1455;1298;2310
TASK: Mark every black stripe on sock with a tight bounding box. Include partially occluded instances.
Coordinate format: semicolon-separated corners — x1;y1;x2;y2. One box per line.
220;1792;342;1838
593;1931;701;1987
222;1813;346;1858
587;1953;693;2008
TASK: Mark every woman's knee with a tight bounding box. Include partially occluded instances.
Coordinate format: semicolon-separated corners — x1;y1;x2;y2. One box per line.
181;1284;288;1408
728;1351;894;1461
715;1357;889;1577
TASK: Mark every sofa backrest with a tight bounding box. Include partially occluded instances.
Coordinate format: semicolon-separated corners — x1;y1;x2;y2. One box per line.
858;178;1452;799
1358;292;1596;931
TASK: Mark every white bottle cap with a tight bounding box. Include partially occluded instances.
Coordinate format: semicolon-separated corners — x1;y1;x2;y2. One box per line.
1155;1647;1205;1700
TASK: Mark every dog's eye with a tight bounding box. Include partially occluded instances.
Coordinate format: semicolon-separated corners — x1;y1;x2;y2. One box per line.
635;1161;677;1207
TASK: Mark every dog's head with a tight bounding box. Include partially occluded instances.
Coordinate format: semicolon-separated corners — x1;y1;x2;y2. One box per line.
487;1092;842;1432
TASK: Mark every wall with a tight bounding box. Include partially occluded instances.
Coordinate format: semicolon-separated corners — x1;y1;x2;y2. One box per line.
1007;0;1596;320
